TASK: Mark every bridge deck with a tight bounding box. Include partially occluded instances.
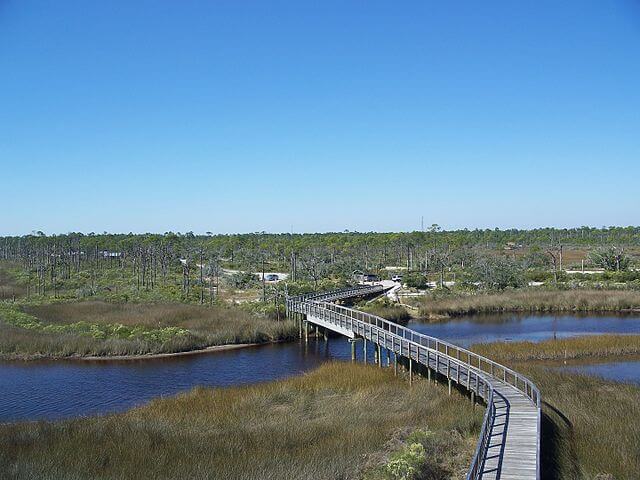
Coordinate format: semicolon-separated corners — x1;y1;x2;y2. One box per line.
287;286;540;480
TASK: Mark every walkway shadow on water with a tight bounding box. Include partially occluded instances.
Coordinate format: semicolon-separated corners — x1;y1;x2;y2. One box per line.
541;401;581;480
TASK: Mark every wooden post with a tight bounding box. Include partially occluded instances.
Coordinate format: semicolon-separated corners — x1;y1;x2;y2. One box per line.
351;340;356;362
323;327;328;342
448;378;452;395
386;349;391;367
363;338;367;364
409;358;413;386
394;353;398;376
304;321;309;343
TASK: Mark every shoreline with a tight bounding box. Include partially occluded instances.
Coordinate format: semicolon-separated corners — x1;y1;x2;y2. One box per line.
0;339;295;363
413;306;640;323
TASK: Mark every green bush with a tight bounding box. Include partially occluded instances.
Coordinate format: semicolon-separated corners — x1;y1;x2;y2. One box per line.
385;442;426;480
404;272;429;289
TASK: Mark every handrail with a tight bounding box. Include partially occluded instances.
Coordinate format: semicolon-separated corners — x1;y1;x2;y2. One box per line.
286;287;541;480
306;299;541;408
288;284;384;303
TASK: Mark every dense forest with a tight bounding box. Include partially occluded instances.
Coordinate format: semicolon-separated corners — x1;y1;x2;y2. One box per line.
1;227;639;302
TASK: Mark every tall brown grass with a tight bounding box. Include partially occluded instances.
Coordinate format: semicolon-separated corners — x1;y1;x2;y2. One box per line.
472;334;640;362
0;363;482;480
522;366;640;479
0;302;297;359
360;304;412;325
416;289;640;319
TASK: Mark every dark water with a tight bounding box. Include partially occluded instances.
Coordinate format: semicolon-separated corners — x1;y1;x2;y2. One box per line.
2;313;640;422
0;338;363;423
560;361;640;386
407;313;640;346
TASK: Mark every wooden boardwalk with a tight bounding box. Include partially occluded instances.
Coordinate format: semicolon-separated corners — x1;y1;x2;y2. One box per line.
287;286;541;480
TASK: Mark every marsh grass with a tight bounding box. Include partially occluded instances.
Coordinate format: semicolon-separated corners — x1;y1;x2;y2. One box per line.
472;334;640;362
0;363;482;480
526;367;639;480
0;301;297;359
360;303;412;325
0;264;26;299
416;289;640;319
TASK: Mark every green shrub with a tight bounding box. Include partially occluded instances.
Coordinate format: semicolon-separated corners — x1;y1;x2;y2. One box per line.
404;272;429;289
385;442;427;480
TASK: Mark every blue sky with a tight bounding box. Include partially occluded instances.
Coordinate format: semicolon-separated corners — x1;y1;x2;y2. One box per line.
1;1;639;235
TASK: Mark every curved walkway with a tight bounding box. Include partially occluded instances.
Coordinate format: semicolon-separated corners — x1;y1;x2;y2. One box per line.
286;286;541;480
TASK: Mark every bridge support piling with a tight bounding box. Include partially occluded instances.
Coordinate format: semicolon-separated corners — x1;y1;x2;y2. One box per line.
323;327;328;342
386;349;391;368
393;353;397;376
408;358;413;386
448;378;452;396
350;340;356;362
427;366;431;383
304;321;309;343
363;338;367;364
375;345;381;367
471;391;475;405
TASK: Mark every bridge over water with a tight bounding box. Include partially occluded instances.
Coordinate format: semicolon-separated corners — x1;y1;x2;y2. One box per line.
286;285;541;480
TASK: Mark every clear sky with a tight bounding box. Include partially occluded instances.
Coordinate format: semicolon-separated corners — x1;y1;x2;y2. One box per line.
1;1;639;235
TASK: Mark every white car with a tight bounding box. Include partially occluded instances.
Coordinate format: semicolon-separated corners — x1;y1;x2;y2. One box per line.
391;275;403;283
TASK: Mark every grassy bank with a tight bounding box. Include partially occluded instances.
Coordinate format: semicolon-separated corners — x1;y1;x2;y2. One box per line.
0;301;297;360
0;363;482;480
472;334;640;362
360;301;412;325
526;367;639;479
415;289;640;319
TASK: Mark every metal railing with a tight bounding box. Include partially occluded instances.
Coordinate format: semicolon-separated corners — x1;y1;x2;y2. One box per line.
288;284;384;304
286;287;541;480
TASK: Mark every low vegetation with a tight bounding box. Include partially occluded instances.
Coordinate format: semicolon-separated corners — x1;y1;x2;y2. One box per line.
0;363;482;480
414;289;640;319
0;264;25;300
360;300;412;325
472;334;640;362
0;301;297;359
528;367;639;479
